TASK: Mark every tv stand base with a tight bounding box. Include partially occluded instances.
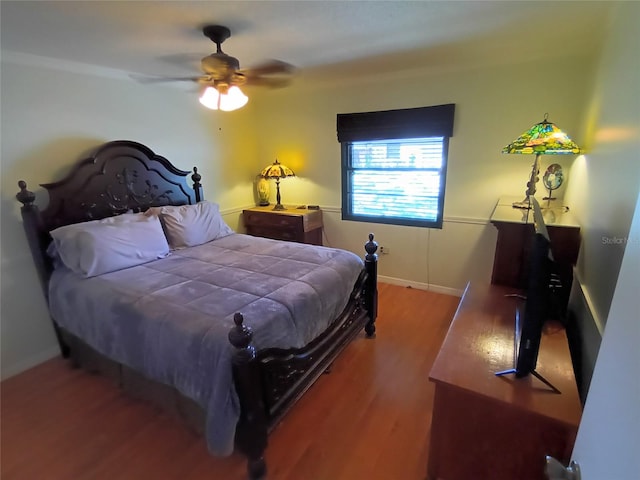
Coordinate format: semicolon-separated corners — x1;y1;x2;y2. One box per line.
495;368;561;394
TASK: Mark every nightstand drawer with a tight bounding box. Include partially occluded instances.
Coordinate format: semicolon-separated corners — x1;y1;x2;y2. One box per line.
248;225;297;242
242;206;323;245
244;210;301;229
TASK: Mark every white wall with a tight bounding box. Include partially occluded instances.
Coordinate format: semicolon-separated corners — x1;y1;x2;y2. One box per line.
0;57;258;378
249;55;596;292
565;1;640;330
573;186;639;480
562;0;640;403
569;8;639;465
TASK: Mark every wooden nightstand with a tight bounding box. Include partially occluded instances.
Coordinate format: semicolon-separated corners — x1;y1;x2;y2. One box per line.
242;206;323;245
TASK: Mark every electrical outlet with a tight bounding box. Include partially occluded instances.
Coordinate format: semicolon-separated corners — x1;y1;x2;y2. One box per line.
379;246;389;254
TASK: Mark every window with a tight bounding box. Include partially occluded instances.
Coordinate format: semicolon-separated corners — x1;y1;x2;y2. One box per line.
338;104;455;229
342;136;448;227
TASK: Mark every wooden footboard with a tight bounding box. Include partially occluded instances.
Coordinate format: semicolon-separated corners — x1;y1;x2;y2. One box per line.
230;238;377;479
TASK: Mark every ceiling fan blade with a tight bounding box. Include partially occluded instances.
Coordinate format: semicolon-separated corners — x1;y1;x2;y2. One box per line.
129;73;208;84
158;53;204;71
241;59;295;77
240;60;296;88
243;75;293;89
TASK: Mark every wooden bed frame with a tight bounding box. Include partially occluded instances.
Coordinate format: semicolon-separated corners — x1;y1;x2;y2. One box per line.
15;140;378;480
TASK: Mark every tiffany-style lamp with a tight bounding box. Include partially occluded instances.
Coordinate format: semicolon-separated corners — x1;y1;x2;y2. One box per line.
502;113;581;209
260;159;296;210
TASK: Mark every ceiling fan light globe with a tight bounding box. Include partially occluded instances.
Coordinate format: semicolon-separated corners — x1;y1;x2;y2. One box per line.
219;86;248;111
199;86;221;110
199;85;248;111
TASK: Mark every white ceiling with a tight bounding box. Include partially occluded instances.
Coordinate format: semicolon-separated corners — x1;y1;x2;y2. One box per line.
1;1;613;85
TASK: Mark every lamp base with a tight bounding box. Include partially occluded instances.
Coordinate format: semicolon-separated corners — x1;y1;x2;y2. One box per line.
512;154;541;209
272;203;286;211
512;197;532;209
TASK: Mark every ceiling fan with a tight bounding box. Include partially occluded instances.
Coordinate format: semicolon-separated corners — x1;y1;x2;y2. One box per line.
133;25;296;111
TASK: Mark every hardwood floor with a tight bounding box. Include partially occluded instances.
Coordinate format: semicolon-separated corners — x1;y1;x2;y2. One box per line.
1;283;460;480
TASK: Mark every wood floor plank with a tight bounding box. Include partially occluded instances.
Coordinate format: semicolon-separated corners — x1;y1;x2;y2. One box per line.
1;283;460;480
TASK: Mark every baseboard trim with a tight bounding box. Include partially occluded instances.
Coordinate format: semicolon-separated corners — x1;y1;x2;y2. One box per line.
1;346;60;381
379;275;464;297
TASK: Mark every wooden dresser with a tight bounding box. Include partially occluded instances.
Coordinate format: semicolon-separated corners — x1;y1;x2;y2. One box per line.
490;197;580;313
242;206;323;245
490;197;580;287
427;282;582;480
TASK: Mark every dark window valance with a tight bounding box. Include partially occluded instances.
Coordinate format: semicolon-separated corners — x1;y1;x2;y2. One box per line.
336;103;455;142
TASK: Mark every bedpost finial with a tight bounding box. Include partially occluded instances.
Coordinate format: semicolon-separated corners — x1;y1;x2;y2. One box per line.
229;312;254;353
365;233;378;257
191;167;203;203
192;167;201;184
16;180;36;207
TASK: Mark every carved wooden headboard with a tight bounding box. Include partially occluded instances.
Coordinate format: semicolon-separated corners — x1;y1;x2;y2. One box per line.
16;140;203;300
26;140;202;231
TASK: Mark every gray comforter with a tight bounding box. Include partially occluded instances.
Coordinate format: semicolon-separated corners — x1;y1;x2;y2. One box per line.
48;233;364;455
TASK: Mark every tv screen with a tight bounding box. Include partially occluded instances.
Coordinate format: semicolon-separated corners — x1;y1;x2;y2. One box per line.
515;229;552;377
497;197;562;392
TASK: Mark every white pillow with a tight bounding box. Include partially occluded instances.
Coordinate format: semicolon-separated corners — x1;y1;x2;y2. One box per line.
47;212;145;272
152;201;234;249
50;215;170;277
49;212;149;272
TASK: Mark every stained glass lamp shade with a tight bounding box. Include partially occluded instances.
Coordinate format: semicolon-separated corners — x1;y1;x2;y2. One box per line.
502;114;581;209
260;159;295;210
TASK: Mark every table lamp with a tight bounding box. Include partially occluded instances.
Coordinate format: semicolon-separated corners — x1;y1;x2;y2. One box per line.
502;113;581;209
260;159;295;210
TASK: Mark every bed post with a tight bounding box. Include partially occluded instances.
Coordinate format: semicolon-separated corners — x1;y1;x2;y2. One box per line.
364;233;378;337
192;167;203;203
228;313;268;480
15;181;69;357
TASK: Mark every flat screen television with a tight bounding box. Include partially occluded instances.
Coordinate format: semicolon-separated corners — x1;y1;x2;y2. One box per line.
496;197;563;393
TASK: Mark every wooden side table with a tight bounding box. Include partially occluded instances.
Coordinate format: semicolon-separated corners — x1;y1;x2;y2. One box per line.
242;206;323;245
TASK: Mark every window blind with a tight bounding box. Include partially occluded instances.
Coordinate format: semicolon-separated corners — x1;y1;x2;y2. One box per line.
337;104;455;142
346;137;446;224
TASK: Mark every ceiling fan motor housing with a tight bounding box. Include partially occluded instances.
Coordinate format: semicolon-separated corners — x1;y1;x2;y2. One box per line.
201;54;240;76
